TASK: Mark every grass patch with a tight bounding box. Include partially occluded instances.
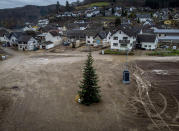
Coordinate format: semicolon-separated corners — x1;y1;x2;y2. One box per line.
147;50;179;56
76;2;110;10
104;49;134;55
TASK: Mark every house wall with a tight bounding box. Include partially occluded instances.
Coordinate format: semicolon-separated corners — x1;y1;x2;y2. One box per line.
110;30;136;51
46;43;54;49
86;35;109;46
141;38;158;50
94;36;103;46
9;36;17;45
18;43;27;50
0;37;5;42
86;36;94;45
0;36;8;42
26;38;38;51
45;33;61;43
141;42;156;50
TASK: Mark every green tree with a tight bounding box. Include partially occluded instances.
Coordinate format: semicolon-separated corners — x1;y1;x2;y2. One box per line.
122;8;127;17
137;18;140;23
56;1;60;14
129;12;136;19
101;6;106;16
78;53;101;105
66;1;71;12
115;17;121;27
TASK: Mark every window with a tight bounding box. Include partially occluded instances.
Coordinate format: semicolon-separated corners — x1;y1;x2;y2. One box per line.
123;37;128;40
121;44;127;47
88;36;90;38
149;45;151;48
113;43;118;46
119;31;121;34
145;45;147;47
87;41;90;43
113;37;118;40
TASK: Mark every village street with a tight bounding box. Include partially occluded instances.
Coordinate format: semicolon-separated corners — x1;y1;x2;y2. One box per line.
0;48;179;131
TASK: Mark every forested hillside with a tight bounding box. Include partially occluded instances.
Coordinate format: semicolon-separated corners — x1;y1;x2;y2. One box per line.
0;5;56;29
145;0;179;8
83;0;179;8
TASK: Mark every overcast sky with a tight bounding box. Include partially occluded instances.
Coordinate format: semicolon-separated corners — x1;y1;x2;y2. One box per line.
0;0;81;9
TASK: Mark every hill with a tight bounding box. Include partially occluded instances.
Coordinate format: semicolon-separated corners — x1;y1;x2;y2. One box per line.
0;5;56;29
76;2;110;10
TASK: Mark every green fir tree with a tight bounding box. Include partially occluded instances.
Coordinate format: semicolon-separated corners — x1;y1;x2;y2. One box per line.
78;53;101;105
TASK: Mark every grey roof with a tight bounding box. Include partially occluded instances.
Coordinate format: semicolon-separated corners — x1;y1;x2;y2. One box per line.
159;36;179;41
142;29;154;34
95;31;108;39
18;35;32;43
49;31;59;36
10;32;24;39
40;25;57;32
154;29;179;34
136;14;151;19
111;24;142;37
66;30;86;37
141;25;154;34
137;34;156;43
85;30;98;36
67;23;88;29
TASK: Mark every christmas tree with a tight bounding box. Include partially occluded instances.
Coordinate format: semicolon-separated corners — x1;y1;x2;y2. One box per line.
78;52;101;105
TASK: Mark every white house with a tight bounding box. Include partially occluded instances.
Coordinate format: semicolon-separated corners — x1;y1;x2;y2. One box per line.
86;10;100;17
8;32;24;46
18;35;39;51
45;31;62;46
86;33;95;45
38;19;49;27
0;29;9;43
137;14;152;23
86;30;111;46
114;11;121;17
110;25;138;51
23;25;38;32
137;34;158;50
42;41;54;50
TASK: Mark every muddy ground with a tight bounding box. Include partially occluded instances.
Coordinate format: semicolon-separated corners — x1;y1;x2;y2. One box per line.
135;60;179;131
0;48;179;131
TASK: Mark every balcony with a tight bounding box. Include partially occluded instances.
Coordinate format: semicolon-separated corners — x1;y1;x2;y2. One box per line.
119;40;130;44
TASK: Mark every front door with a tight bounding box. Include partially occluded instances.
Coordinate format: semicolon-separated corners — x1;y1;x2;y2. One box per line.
96;40;100;45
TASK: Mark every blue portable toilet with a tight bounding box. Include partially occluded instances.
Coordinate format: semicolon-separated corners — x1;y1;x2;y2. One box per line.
123;70;130;84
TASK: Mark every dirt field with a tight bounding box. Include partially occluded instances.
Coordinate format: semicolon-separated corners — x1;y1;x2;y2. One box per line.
132;60;179;131
0;48;179;131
